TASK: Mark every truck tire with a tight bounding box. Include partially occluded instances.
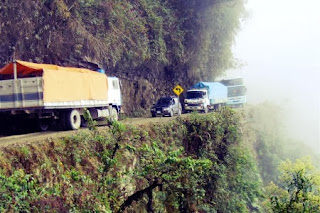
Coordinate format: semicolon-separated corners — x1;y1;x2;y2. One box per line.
66;109;81;130
151;113;156;118
0;116;13;135
38;119;50;131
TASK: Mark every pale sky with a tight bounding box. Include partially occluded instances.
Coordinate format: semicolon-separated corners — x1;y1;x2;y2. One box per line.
231;0;320;151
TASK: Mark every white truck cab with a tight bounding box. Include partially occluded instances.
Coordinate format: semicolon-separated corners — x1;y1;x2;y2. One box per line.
107;77;122;108
184;89;210;113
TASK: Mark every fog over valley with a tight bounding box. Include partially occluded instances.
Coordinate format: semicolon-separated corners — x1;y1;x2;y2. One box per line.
231;0;320;152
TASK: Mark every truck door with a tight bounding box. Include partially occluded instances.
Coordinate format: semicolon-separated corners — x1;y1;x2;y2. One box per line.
107;77;121;106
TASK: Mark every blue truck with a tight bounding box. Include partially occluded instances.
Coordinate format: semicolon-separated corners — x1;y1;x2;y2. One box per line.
184;82;228;113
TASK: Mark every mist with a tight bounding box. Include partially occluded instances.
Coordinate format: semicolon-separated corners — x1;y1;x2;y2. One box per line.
230;0;320;152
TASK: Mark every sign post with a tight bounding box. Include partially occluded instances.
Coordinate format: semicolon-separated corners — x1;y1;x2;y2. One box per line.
173;85;184;115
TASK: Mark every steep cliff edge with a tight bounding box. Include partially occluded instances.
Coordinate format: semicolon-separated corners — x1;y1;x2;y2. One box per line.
0;109;264;212
0;0;246;114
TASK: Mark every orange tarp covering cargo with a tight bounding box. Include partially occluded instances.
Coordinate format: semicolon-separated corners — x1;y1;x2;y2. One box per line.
0;60;108;103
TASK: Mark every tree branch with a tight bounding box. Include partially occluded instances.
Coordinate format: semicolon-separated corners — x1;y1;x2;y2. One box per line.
117;179;162;213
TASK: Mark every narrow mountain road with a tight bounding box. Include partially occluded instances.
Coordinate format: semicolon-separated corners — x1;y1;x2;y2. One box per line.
0;114;190;148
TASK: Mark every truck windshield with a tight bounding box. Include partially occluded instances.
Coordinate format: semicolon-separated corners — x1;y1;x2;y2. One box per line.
221;78;244;86
157;98;171;105
187;91;203;99
228;86;246;97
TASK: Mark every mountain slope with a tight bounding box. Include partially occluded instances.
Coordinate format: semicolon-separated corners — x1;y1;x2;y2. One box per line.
0;0;246;114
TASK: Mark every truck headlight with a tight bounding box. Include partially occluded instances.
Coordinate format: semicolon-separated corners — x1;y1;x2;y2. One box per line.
163;107;170;111
151;108;156;111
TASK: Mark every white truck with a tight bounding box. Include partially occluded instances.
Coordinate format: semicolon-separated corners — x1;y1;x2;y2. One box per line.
184;82;228;113
0;60;122;132
220;78;247;108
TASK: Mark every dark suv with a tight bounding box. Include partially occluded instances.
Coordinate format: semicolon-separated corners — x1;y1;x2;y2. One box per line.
150;96;182;117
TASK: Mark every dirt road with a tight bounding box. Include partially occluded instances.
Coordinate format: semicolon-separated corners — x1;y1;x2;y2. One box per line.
0;115;188;148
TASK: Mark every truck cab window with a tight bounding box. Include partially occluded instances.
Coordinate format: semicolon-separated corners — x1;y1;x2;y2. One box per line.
203;91;207;97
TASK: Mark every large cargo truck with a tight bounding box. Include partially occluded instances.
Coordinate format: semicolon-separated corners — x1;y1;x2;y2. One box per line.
220;77;247;107
0;60;121;131
184;82;228;113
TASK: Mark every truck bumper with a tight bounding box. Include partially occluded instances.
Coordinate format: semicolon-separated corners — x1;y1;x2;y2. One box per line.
227;103;244;108
185;106;204;111
227;97;246;107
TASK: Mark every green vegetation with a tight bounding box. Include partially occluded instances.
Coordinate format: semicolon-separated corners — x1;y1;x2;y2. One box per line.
245;103;320;212
247;103;286;185
0;108;264;212
0;0;246;77
267;158;320;212
247;103;320;184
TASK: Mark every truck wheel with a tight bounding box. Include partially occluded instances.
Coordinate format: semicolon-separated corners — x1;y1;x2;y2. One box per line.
38;119;50;131
151;113;156;118
66;109;81;130
110;107;118;121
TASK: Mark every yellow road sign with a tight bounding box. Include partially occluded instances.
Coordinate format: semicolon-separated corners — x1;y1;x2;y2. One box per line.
173;85;184;96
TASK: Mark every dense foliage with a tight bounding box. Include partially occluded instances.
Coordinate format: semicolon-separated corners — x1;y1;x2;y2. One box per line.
266;158;320;212
0;108;263;212
0;0;246;77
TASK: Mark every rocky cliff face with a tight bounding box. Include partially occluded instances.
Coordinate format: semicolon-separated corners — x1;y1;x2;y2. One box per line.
0;0;246;115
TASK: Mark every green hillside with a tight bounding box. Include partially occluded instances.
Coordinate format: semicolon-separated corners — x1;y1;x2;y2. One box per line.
0;108;265;212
